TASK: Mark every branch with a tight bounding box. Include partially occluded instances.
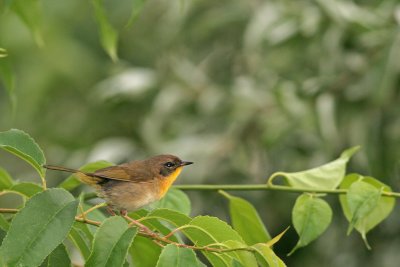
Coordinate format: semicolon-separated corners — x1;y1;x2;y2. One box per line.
0;208;256;254
174;184;400;198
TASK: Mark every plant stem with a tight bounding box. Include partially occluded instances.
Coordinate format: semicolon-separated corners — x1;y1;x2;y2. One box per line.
174;184;400;198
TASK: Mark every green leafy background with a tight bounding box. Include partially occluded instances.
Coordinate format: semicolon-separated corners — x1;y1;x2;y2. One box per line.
1;1;399;266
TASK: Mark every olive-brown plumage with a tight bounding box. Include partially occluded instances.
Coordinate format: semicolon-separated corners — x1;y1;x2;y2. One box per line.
44;154;193;211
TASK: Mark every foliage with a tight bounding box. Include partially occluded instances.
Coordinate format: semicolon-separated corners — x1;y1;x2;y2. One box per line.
0;128;397;266
1;0;399;266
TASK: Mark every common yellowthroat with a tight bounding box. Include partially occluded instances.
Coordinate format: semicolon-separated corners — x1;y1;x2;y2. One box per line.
44;154;193;213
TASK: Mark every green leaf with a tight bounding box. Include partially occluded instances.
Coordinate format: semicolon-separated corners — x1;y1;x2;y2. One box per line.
0;188;78;267
126;0;147;28
156;244;205;267
182;216;254;267
42;244;71;267
252;243;286;267
10;0;44;46
86;216;137;267
289;194;332;255
269;146;360;190
59;160;114;191
0;214;10;231
8;182;43;197
0;129;46;179
69;223;92;260
346;180;381;236
129;236;162;267
91;0;118;61
339;174;394;249
0;167;13;190
153;188;191;215
220;190;271;245
222;240;258;267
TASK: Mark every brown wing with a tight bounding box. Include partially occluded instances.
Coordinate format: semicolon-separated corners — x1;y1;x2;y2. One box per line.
90;163;153;183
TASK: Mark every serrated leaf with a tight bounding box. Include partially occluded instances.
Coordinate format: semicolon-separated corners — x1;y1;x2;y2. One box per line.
0;167;13;190
86;216;137;267
269;146;360;190
156;244;205;267
153;188;191;215
182;216;251;267
220;190;271;245
0;129;46;179
252;243;286;267
58;160;114;191
339;174;394;249
289;194;332;255
41;244;71;267
91;0;118;61
0;188;78;267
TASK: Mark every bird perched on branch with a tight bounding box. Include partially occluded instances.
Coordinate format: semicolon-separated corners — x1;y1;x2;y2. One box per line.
44;154;193;215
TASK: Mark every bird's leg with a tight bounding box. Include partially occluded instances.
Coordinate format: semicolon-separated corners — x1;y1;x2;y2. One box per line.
106;206;116;216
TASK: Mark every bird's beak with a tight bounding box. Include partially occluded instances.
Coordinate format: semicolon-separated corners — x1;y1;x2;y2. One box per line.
181;161;193;166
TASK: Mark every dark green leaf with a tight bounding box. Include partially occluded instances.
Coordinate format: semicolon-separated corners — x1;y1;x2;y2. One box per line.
86;216;137;267
69;224;92;260
129;235;162;267
269;146;359;190
0;129;46;178
156;244;205;267
0;188;78;267
289;194;332;255
220;190;271;245
0;167;13;190
42;244;71;267
91;0;118;61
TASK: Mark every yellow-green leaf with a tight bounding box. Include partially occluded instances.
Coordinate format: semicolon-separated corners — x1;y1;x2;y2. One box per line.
289;194;332;255
339;174;394;249
269;146;360;190
220;190;271;245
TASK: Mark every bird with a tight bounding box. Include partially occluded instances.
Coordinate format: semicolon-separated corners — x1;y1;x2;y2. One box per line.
44;154;193;215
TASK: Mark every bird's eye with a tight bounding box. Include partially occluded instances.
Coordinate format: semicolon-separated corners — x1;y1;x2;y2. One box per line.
164;162;175;168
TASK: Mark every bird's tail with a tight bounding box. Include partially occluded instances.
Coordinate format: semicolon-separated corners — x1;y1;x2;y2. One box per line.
43;164;105;186
43;165;81;174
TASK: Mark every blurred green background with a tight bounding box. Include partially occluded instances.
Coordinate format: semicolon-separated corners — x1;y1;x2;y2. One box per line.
1;0;400;266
